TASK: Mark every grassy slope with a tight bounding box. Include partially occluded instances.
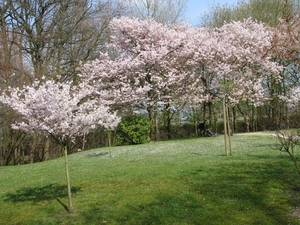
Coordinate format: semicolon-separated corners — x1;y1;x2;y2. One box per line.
1;134;300;224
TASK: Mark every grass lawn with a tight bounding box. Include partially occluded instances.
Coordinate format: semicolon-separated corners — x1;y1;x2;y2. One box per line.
1;133;300;224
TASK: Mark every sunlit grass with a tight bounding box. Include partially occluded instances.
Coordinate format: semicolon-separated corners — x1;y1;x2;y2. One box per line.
1;134;300;224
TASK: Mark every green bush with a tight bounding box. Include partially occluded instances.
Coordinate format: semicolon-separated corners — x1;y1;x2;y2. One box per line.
116;115;152;145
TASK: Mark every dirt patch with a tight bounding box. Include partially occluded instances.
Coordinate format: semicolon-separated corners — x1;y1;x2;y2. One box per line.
291;208;300;219
234;132;275;136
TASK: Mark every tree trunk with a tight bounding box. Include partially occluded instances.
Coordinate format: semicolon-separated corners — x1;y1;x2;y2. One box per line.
82;132;86;151
43;138;50;161
202;102;206;121
108;130;112;158
192;107;198;136
208;102;213;128
154;105;160;141
63;146;74;214
14;148;20;165
223;98;230;156
226;101;232;155
232;106;236;133
163;103;173;139
147;105;155;140
163;104;172;139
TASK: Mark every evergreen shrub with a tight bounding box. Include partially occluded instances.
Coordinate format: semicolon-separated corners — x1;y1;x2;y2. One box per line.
116;115;152;145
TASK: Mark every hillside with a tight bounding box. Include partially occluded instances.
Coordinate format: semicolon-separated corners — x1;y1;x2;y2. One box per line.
1;134;300;224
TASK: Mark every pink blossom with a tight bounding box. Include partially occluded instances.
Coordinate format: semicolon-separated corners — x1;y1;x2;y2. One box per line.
0;79;120;145
79;17;283;111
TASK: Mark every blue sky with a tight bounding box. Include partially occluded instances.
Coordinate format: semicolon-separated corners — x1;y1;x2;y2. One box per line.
186;0;239;26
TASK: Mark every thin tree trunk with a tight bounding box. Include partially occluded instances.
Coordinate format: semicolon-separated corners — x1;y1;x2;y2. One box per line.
226;102;232;155
147;105;155;140
232;106;236;133
14;148;20;165
43;138;50;161
192;107;198;136
154;106;160;141
208;102;212;128
223;97;229;156
163;104;172;139
63;146;73;213
108;131;112;158
202;102;206;121
82;132;86;151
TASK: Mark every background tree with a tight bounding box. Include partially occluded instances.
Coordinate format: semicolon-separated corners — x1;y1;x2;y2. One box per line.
0;0;125;165
122;0;188;137
80;17;281;152
189;19;282;155
123;0;187;25
200;0;294;28
7;0;125;81
199;0;300;132
0;0;32;165
80;17;196;140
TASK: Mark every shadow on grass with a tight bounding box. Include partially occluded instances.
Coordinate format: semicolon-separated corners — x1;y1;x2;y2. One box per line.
81;193;205;225
86;152;109;157
186;159;300;224
119;193;204;224
4;183;82;204
80;157;300;224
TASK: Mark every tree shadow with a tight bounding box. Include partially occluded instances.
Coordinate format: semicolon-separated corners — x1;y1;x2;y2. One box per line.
81;193;205;225
4;183;82;204
86;152;109;157
80;158;299;224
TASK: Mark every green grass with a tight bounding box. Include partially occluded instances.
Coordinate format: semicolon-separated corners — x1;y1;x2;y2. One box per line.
1;133;300;224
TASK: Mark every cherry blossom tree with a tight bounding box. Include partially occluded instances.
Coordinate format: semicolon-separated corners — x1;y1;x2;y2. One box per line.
184;19;282;105
183;18;282;155
80;17;282;153
214;19;282;154
0;79;120;213
80;17;196;140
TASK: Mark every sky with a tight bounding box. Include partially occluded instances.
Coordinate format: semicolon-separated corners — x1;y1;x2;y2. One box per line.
186;0;239;26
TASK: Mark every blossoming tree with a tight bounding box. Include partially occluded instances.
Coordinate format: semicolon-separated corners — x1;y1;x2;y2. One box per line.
212;19;282;154
0;79;120;213
185;19;282;155
80;16;282;153
80;17;200;140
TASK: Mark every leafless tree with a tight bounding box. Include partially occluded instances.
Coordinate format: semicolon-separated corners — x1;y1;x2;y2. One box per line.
123;0;187;25
273;129;300;176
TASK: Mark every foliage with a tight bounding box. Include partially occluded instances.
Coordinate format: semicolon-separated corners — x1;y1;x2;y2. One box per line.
200;0;297;28
116;115;152;145
1;135;300;224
